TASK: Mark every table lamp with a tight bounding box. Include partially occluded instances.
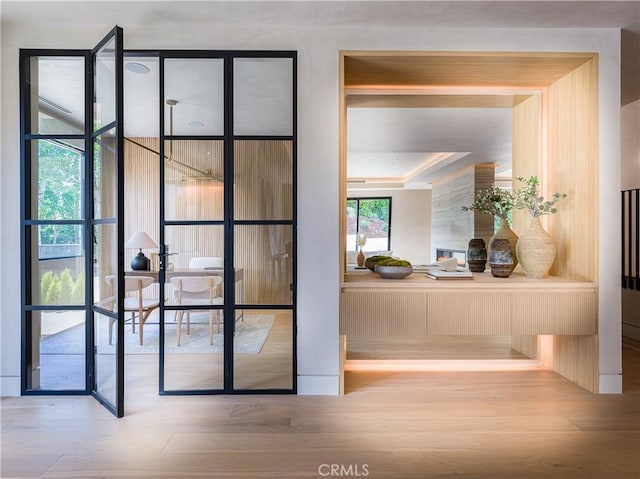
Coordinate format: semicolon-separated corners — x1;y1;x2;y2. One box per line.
125;232;157;271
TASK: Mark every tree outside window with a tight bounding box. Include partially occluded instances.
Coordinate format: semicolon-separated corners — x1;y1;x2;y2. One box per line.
346;197;391;251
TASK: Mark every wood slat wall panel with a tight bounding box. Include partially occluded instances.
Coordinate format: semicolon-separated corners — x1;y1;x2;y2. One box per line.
511;290;597;335
427;292;512;335
546;59;598;281
124;138;293;304
511;94;541;237
551;335;599;392
340;291;427;336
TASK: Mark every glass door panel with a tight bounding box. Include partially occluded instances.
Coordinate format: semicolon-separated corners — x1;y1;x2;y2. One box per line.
233;309;293;390
234;225;292;305
27;56;85;135
162;224;225;391
26;310;87;391
233;57;293;136
233;140;293;221
164;58;224;136
90;26;124;417
164;140;224;221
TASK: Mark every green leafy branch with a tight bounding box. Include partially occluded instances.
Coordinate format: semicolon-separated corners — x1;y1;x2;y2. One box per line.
514;176;567;217
461;185;515;221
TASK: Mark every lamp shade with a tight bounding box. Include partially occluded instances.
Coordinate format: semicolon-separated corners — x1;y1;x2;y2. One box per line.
125;232;157;249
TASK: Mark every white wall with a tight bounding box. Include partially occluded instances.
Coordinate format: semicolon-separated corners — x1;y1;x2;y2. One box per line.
347;189;432;265
0;3;623;395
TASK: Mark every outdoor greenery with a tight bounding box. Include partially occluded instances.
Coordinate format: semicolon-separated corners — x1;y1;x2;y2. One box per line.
40;268;85;305
514;176;568;217
38;140;83;246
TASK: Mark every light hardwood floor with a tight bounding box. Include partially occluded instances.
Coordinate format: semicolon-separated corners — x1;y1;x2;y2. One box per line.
2;339;639;478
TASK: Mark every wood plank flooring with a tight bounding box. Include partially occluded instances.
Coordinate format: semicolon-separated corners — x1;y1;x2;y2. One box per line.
2;339;639;478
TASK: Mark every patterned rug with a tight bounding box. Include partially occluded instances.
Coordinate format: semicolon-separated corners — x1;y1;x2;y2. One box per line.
41;313;275;355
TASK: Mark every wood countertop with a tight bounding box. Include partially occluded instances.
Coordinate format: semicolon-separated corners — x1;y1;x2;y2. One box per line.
341;270;597;289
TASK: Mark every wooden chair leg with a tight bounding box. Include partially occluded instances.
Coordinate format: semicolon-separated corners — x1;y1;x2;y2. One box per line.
186;311;191;335
139;311;144;346
176;310;184;346
131;312;136;333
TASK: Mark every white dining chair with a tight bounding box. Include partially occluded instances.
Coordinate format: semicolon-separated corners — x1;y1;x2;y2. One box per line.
107;276;159;346
170;275;223;346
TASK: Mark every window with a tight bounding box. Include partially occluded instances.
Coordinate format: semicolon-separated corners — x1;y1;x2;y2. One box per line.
346;197;391;251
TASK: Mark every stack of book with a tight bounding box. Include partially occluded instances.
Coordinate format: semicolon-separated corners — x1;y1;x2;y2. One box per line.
425;266;474;280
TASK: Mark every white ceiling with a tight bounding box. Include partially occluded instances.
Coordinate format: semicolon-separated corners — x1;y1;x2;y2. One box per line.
11;1;638;189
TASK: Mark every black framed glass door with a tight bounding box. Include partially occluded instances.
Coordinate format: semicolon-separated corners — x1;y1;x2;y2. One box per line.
89;26;125;416
157;51;297;394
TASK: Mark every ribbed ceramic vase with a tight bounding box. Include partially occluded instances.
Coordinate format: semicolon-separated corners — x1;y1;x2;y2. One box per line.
489;218;519;273
516;217;556;278
467;238;487;272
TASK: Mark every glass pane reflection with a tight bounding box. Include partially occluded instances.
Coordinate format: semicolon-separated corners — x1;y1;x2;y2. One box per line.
233;309;293;390
26;310;86;391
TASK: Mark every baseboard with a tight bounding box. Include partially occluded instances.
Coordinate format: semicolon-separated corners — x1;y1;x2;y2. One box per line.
297;375;340;395
599;373;623;393
0;376;21;397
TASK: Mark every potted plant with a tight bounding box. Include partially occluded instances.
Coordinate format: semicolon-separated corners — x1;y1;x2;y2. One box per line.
462;185;518;276
513;176;567;278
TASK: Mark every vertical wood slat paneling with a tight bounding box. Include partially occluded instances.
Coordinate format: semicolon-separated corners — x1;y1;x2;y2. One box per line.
552;335;599;393
340;291;427;336
427;292;512;335
124;138;293;304
234;141;293;304
546;59;598;281
510;290;597;335
511;94;541;237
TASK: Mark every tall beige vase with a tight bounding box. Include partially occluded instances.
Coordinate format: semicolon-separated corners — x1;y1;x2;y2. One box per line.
516;217;556;278
489;219;519;273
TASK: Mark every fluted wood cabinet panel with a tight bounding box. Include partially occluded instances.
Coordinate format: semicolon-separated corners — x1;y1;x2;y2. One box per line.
511;290;597;335
427;292;512;335
546;59;598;281
340;290;427;336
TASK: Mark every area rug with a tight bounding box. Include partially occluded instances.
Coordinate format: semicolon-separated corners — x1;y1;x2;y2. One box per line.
40;313;275;355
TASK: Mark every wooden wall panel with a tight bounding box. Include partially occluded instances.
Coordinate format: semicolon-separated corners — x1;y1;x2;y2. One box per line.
340;290;427;336
427;291;512;335
546;59;599;281
551;335;599;392
124;138;293;304
510;335;539;359
511;94;541;237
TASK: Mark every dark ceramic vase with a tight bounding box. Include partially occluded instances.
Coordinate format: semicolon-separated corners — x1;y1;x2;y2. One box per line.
467;238;487;273
488;238;514;278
